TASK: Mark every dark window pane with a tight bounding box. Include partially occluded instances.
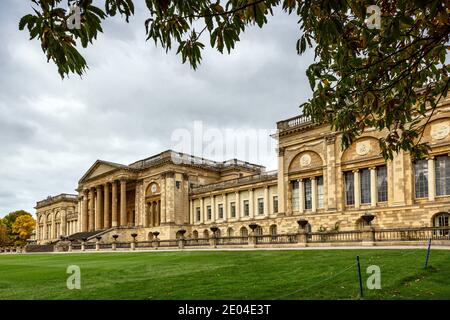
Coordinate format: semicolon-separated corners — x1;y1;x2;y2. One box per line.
377;166;388;202
345;171;355;205
360;168;371;204
414;160;428;198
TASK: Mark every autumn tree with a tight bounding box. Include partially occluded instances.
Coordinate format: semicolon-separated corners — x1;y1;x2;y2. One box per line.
0;220;9;246
19;0;449;159
1;210;33;245
12;215;36;245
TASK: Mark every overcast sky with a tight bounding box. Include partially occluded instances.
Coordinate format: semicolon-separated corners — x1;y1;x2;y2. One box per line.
0;0;314;216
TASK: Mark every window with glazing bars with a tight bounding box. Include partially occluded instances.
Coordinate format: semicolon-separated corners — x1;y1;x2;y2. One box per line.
304;179;312;209
243;200;249;216
230;202;236;218
435;155;450;196
317;176;324;208
291;181;299;211
207;205;212;220
273;196;278;213
377;166;388;202
218;204;224;219
257;198;264;215
344;171;354;205
414;160;428;198
360;168;371;204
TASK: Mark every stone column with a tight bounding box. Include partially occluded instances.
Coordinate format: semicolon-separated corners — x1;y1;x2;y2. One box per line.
428;157;436;201
156;201;161;226
120;179;127;227
151;202;156;227
277;147;286;214
298;179;305;213
51;213;55;239
112;181;118;227
43;213;48;240
249;189;254;218
311;177;317;213
223;194;228;221
263;186;269;216
200;197;204;223
104;183;110;229
235;191;241;220
144;203;149;227
89;188;95;231
189;199;194;224
211;195;216;222
96;185;103;230
354;170;361;209
61;209;67;236
370;167;377;207
82;190;88;232
35;217;40;241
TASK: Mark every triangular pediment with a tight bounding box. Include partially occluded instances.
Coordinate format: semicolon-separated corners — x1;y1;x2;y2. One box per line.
79;160;127;183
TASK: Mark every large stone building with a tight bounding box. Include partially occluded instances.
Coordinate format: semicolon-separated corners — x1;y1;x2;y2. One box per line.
35;96;450;244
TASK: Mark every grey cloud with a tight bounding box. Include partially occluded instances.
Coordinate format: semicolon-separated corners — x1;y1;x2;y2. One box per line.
0;0;314;215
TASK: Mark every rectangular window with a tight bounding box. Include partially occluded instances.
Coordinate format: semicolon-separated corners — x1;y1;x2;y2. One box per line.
377;165;388;202
218;204;224;219
257;198;264;215
230;202;236;218
360;168;371;204
196;207;200;222
317;176;324;209
415;160;429;198
175;181;181;189
273;196;278;214
243;200;249;216
291;181;299;211
345;171;355;205
207;205;212;220
304;179;312;209
435;155;450;196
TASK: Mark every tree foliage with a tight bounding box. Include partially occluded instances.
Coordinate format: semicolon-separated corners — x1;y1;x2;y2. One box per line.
0;210;34;245
19;0;450;159
12;215;36;244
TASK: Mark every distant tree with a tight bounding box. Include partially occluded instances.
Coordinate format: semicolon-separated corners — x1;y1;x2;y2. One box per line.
19;1;449;160
12;215;36;245
0;220;9;246
1;210;33;245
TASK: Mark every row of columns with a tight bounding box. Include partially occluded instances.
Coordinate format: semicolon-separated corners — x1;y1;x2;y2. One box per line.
144;200;161;227
296;177;318;213
81;180;128;232
37;210;74;240
352;168;378;209
190;186;272;224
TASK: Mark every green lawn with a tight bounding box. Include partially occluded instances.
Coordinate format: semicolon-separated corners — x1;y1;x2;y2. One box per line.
0;249;449;300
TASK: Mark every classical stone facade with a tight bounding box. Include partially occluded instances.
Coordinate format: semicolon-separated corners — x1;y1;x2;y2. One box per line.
35;96;450;244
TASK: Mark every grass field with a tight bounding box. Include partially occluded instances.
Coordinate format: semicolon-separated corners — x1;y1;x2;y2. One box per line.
0;249;449;300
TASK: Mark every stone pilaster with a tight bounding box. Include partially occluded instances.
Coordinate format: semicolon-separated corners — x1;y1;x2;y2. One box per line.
96;185;103;230
104;183;110;229
428;157;436;201
370;167;377;207
353;170;361;209
120;179;127;227
311;177;317;213
82;190;88;232
112;181;118;227
89;188;95;231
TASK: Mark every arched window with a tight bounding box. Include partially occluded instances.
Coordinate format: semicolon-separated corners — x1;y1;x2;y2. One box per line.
216;228;222;238
255;226;263;236
203;229;209;239
269;224;277;236
147;232;154;240
192;230;198;239
240;227;248;237
433;212;449;236
227;227;234;237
